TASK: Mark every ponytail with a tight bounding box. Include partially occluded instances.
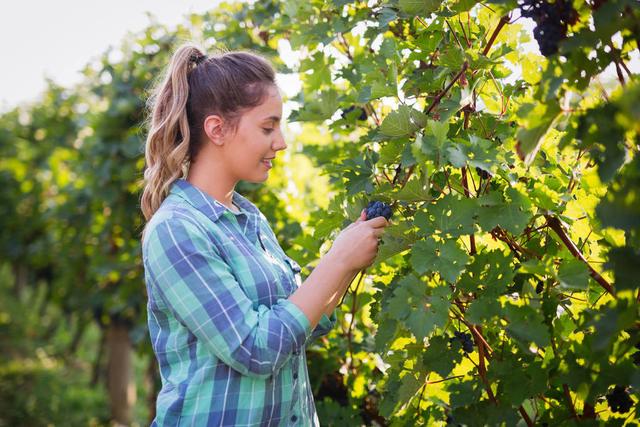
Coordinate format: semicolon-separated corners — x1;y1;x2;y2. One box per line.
140;44;202;241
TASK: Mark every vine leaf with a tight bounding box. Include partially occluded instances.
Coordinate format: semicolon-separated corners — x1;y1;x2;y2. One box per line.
515;102;562;165
398;0;440;15
423;335;462;377
557;258;590;290
379;105;428;137
505;304;551;348
417;193;478;238
411;237;469;283
387;275;449;341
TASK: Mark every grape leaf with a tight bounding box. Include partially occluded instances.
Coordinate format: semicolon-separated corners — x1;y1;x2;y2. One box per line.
411;237;469;283
379;105;428;137
505;304;551;348
557;258;590;290
422;335;462;377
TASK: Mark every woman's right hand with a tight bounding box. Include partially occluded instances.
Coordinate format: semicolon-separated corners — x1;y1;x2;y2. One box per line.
327;209;391;272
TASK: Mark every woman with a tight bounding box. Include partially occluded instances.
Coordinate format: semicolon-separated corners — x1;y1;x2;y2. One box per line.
139;43;390;426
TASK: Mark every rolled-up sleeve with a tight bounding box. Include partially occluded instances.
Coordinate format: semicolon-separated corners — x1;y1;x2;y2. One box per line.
309;311;337;342
143;216;313;379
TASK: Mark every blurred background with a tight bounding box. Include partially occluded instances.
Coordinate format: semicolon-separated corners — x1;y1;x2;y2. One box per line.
0;1;337;425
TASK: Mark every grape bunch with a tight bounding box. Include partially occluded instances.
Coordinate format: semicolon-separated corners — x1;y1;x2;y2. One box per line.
365;200;393;221
450;331;474;353
605;385;634;414
518;0;578;57
475;166;491;180
341;105;368;121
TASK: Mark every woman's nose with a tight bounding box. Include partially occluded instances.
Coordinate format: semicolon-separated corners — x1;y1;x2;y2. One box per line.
274;130;287;151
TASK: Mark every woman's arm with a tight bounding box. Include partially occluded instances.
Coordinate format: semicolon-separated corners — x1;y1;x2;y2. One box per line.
288;252;358;331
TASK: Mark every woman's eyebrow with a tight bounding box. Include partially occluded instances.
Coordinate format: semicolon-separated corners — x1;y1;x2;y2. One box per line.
262;115;281;123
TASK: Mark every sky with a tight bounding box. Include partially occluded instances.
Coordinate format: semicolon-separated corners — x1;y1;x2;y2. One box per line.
0;0;221;113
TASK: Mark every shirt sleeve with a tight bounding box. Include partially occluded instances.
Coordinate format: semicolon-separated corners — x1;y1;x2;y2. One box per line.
309;310;337;342
142;215;313;379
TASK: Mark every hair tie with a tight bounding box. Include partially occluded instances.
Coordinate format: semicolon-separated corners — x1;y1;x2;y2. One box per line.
190;53;208;66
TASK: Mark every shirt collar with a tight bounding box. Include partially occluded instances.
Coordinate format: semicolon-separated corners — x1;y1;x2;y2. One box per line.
168;178;259;222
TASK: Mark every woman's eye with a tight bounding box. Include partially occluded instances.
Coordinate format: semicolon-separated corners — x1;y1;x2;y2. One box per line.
262;128;274;134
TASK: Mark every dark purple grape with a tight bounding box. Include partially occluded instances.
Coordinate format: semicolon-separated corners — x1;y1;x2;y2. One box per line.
341;105;368;121
518;0;577;57
450;331;474;353
475;166;491;180
365;200;393;221
606;385;634;414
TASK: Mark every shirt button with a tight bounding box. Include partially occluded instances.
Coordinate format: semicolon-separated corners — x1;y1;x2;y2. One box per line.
291;415;297;422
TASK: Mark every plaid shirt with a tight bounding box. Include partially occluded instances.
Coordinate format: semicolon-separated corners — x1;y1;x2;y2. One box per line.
142;178;336;426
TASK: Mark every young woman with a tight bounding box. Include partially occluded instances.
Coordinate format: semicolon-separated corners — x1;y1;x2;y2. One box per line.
140;43;390;426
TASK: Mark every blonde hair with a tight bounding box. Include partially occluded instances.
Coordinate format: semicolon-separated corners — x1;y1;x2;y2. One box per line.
139;42;276;241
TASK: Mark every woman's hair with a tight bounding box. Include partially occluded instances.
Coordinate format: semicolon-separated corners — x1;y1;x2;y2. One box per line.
139;42;277;238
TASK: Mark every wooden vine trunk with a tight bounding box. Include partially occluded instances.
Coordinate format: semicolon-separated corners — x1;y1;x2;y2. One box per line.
106;320;136;425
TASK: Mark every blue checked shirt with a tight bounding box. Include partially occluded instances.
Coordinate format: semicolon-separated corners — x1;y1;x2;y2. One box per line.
142;178;337;426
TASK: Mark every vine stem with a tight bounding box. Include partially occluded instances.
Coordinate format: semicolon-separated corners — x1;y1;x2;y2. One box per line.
426;61;470;115
482;14;510;57
563;384;580;420
445;19;464;51
545;215;615;296
461;167;476;255
341;269;366;374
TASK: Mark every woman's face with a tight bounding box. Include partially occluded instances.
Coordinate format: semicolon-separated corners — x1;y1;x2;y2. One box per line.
220;85;287;183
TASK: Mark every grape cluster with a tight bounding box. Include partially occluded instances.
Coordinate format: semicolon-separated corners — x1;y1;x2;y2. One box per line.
450;331;474;353
365;200;393;221
518;0;578;57
475;166;491;180
605;385;634;414
341;105;368;121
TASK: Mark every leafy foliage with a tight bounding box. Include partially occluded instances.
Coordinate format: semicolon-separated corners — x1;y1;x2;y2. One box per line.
278;0;639;424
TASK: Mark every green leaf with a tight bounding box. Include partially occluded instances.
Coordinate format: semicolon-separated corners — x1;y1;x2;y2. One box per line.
398;0;441;15
374;316;399;353
466;296;502;323
515;103;562;165
392;170;431;202
476;189;531;235
606;246;640;292
411;237;469;283
505;304;551;348
379;105;428;137
387;275;450;340
417;193;478;237
423;335;462;377
557;258;590;290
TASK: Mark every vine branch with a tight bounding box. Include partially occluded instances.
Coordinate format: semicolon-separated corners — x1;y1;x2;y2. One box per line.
545;215;615;296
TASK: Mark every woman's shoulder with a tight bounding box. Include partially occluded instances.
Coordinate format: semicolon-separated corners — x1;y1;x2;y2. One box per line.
142;199;206;249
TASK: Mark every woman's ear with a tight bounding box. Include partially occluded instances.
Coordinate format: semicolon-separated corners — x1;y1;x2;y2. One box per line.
203;115;225;146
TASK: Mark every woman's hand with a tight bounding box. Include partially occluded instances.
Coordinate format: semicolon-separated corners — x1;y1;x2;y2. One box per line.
327;209;391;272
